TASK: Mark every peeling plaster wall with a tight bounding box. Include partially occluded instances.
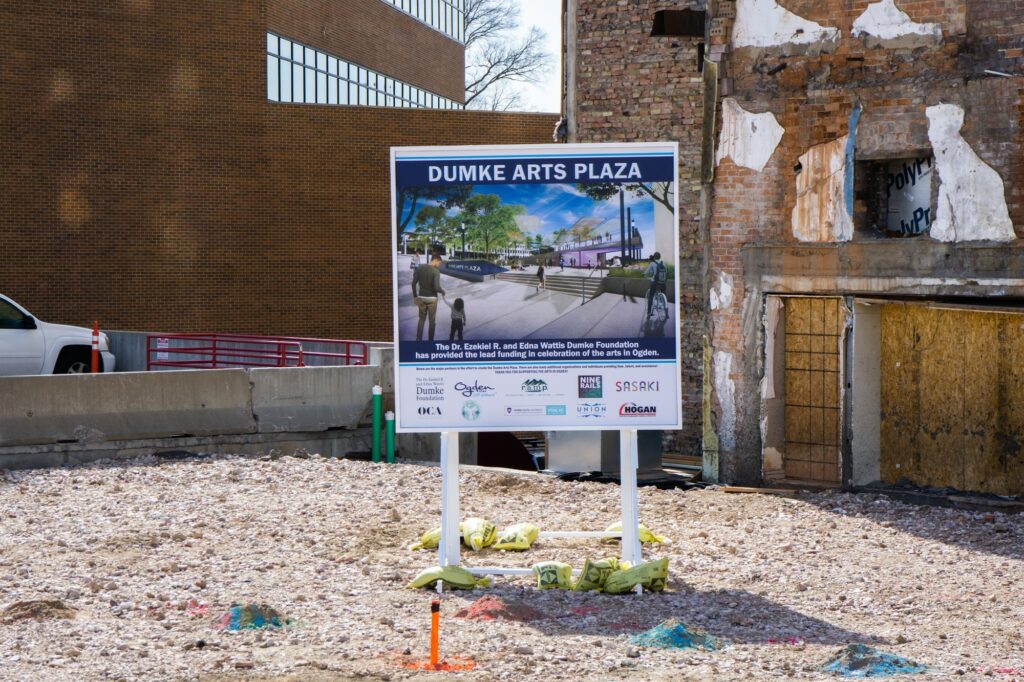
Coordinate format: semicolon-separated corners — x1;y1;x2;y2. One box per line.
792;136;853;242
710;271;734;311
716;98;785;173
852;0;942;48
713;350;737;453
732;0;840;49
926;104;1016;243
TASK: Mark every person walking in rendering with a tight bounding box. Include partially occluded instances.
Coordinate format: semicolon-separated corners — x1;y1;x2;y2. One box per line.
536;263;546;291
412;254;445;341
409;249;420;271
445;296;467;340
644;251;668;318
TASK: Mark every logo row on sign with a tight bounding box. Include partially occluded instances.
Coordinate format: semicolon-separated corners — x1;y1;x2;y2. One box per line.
416;401;657;421
417;375;660;400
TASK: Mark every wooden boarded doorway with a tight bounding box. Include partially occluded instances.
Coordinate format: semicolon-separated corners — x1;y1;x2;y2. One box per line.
880;303;1024;496
783;297;843;483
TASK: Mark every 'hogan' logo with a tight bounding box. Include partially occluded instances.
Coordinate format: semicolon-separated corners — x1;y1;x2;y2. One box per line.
619;403;657;417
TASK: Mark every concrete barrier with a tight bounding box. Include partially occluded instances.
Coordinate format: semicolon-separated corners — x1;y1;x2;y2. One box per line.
250;365;378;433
0;370;256;447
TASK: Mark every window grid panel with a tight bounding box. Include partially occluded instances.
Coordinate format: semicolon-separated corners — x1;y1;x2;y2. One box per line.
382;0;465;43
266;32;461;110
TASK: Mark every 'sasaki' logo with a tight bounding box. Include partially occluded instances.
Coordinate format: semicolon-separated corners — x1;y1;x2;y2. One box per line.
615;380;660;392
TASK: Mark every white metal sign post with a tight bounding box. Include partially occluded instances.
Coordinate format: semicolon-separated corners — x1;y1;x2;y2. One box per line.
391;143;680;586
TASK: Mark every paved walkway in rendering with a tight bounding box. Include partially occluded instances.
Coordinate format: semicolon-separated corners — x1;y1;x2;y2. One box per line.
397;255;676;341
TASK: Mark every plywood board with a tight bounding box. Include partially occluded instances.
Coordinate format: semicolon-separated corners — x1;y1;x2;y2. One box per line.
880;304;1024;495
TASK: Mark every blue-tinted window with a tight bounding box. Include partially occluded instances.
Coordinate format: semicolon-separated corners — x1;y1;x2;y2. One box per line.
266;32;462;110
381;0;464;43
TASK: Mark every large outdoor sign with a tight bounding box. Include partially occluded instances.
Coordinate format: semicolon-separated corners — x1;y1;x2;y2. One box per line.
391;143;681;432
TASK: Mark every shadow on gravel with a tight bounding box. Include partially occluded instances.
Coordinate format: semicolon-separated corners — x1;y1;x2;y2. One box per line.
794;490;1024;562
473;585;884;645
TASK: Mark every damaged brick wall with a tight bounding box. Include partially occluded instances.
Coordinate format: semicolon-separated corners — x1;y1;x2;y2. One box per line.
572;0;708;456
707;0;1024;482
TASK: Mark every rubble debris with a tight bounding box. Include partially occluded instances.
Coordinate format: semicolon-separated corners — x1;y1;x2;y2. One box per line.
630;619;726;651
454;595;544;622
821;644;928;677
0;599;76;623
216;604;288;631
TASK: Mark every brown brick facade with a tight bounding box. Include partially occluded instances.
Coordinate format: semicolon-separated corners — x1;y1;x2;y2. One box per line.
569;0;708;458
0;1;556;342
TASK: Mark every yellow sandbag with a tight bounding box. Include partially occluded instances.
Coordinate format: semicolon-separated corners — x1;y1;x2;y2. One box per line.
409;527;441;551
408;565;490;590
604;522;669;544
604;557;669;594
493;523;540;551
532;561;573;590
408;523;464;551
572;556;620;592
462;518;497;552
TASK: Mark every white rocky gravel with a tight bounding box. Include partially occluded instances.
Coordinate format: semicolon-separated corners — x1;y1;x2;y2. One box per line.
0;454;1021;681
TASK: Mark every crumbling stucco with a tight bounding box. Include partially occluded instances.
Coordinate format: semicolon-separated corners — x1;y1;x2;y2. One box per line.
792;136;853;242
713;350;737;452
926;104;1016;243
852;0;942;48
710;271;735;311
715;98;784;173
732;0;840;49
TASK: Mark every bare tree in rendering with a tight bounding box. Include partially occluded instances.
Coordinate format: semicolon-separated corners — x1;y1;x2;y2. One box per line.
464;0;552;110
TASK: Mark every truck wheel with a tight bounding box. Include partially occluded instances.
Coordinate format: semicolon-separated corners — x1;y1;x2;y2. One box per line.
54;348;97;374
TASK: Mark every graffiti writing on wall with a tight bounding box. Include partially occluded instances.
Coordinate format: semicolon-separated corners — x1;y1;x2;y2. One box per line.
886;156;934;236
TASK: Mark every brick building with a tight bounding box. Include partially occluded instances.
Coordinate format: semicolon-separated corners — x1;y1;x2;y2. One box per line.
1;0;557;342
565;0;1024;495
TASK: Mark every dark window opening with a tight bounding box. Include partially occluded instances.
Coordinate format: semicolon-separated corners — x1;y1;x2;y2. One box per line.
854;156;936;238
651;9;706;37
697;42;705;71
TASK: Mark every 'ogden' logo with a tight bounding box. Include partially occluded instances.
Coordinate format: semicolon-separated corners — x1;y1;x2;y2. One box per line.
619;403;657;417
454;380;495;398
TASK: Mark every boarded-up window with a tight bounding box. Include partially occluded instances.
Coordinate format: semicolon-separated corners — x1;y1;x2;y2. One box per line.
651;10;706;37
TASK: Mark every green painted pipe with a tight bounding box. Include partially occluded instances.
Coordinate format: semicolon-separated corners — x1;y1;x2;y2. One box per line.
371;385;382;463
385;410;395;464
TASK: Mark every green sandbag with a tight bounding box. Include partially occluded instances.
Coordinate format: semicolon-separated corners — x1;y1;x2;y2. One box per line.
493;523;540;551
532;561;573;590
462;517;497;551
604;557;669;594
408;565;490;590
572;556;620;592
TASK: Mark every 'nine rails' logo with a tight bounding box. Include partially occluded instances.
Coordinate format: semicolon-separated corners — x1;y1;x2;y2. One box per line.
521;379;548;393
578;375;602;398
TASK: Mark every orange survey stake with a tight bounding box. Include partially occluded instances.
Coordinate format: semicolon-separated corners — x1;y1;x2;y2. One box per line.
430;599;440;668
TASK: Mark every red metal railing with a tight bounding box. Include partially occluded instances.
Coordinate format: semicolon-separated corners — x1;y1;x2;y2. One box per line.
146;334;369;371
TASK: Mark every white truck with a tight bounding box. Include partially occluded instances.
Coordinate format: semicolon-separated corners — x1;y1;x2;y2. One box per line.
0;294;115;376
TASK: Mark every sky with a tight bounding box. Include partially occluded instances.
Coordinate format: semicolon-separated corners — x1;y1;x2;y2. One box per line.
511;0;562;113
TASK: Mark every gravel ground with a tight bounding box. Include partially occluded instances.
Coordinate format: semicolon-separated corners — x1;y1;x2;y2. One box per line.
0;454;1022;681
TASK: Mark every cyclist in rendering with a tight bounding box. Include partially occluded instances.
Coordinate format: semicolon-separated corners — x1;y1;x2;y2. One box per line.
644;251;667;319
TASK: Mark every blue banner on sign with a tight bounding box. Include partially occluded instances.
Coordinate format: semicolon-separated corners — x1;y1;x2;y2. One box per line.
395;154;675;187
398;338;677;364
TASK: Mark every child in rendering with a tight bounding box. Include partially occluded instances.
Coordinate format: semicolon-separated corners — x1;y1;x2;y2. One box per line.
444;296;467;340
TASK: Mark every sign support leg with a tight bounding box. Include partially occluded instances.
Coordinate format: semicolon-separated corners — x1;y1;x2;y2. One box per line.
438;431;461;593
619;428;642;593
